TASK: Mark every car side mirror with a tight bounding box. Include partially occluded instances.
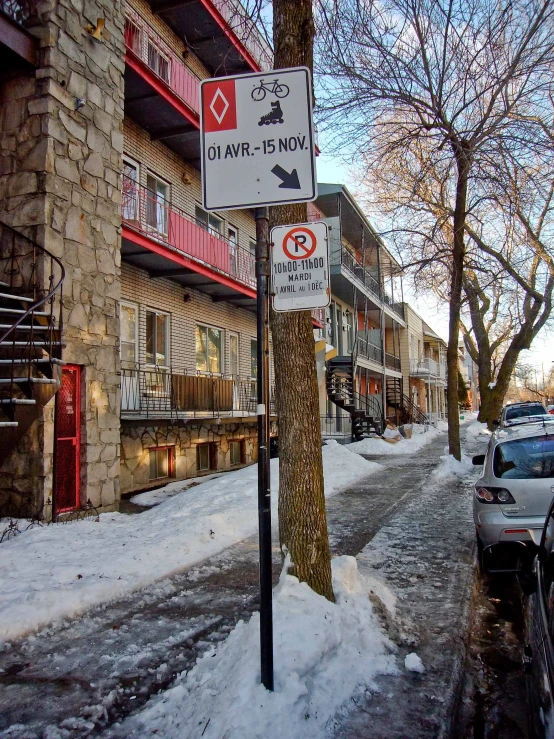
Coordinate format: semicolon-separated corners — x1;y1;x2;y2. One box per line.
493;420;500;427
518;569;538;596
472;454;485;466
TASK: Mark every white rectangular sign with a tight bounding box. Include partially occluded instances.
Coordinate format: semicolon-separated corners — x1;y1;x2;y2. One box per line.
200;67;317;211
271;221;330;312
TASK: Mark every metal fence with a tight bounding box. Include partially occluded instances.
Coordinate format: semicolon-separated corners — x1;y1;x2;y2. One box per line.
385;352;401;371
320;413;352;443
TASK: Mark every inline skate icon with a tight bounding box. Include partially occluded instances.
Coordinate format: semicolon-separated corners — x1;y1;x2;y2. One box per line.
258;101;284;126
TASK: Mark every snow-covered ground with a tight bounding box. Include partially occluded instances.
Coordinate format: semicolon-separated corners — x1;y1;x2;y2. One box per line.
348;424;443;456
432;452;475;480
465;420;492;441
0;442;381;643
109;557;398;739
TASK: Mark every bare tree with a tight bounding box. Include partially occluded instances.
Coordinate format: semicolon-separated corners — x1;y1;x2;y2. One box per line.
271;0;334;601
316;0;554;458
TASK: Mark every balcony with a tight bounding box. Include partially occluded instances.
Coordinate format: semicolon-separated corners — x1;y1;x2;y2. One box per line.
122;177;257;300
124;9;201;164
357;337;382;365
120;366;275;420
385;352;401;372
382;290;405;320
410;358;446;378
147;0;271;76
332;244;381;302
122;179;326;326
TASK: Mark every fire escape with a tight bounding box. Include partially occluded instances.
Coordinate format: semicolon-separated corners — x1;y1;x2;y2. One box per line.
0;221;65;511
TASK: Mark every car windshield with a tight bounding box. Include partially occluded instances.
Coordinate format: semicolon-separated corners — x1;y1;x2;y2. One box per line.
505;405;547;421
494;434;554;479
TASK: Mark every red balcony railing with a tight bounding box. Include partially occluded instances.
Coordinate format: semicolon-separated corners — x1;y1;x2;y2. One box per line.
124;7;200;117
122;177;255;289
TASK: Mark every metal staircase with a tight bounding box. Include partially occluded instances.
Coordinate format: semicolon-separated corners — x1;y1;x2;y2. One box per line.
0;220;65;465
385;377;428;425
326;346;384;440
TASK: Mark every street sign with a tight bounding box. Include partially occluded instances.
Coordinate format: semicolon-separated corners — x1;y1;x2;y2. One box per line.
200;67;317;211
271;221;330;312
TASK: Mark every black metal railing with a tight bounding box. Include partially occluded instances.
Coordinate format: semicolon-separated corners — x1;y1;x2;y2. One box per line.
0;220;65;408
120;365;276;419
336;245;381;300
357;336;382;364
382;290;405;319
352;390;384;425
320;413;352;441
384;352;401;371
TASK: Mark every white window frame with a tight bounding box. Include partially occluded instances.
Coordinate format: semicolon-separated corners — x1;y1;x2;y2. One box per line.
120;300;139;365
145;308;170;369
146;171;170;236
195;323;224;375
122;156;140;222
229;331;239;377
147;38;171;84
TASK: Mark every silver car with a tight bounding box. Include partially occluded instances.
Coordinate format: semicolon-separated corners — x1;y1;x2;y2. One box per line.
473;419;554;570
499;401;548;427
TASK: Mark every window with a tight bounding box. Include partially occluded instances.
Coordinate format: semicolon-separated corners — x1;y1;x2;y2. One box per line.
493;436;554;479
122;158;139;221
124;18;141;55
228;226;237;275
195;206;222;236
230;440;243;466
249;238;256;280
120;303;138;364
147;41;170;83
229;332;239;376
149;447;173;480
197;443;217;472
146;310;169;366
146;173;169;234
250;339;257;378
195;325;223;373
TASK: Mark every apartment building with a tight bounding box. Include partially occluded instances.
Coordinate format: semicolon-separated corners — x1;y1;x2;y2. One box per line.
399;305;447;423
458;342;480;412
310;185;419;440
1;0;321;516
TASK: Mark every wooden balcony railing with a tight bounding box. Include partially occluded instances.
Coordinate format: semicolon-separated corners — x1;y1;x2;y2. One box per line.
124;7;200;117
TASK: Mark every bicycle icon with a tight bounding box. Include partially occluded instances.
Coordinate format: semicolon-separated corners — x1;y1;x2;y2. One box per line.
251;78;290;102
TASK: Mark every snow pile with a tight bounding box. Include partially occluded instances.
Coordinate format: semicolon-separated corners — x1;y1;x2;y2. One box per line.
436;420;448;432
432;453;475;481
131;473;221;507
349;425;442;456
115;556;398;739
405;653;425;673
465;421;491;441
0;443;381;643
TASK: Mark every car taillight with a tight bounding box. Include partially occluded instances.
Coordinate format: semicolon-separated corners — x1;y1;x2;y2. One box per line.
475;486;516;504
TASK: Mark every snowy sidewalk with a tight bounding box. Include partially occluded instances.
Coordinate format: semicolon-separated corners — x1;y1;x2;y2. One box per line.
0;428;486;739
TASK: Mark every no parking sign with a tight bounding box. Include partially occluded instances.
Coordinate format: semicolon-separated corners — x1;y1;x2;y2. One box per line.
271;221;330;312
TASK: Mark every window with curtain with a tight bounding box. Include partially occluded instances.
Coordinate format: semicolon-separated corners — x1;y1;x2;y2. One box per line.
195;206;222;235
122;160;138;221
195;325;223;373
146;310;169;366
120;303;137;364
146;173;168;234
147;41;170;83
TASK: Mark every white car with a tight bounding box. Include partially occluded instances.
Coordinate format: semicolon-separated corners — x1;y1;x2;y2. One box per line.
473;419;554;571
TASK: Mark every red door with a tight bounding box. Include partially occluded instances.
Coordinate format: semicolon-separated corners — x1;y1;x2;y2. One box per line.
54;365;81;514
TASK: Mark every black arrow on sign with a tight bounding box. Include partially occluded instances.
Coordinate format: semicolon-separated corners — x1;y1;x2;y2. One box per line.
271;165;301;189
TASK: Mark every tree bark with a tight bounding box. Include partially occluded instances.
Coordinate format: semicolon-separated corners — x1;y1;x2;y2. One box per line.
271;0;334;601
447;147;470;460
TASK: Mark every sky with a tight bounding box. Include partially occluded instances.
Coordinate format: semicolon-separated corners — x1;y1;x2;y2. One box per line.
315;152;553;375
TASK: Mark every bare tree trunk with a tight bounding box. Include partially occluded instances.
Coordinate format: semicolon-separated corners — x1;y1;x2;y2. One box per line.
447;149;470;460
271;0;334;601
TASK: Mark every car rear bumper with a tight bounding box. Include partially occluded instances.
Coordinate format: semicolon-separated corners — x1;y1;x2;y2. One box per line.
474;508;545;547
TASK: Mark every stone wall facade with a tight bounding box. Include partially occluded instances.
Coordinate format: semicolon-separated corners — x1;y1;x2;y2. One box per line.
120;419;278;494
0;0;124;513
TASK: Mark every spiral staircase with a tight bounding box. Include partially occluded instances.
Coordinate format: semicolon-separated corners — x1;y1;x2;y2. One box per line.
326;343;385;440
385;377;428;425
0;220;65;514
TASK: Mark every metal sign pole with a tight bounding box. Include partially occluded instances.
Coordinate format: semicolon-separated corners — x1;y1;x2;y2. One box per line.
255;205;274;691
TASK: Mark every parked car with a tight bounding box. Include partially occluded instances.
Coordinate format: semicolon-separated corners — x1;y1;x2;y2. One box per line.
523;496;554;738
473;420;554;572
499;402;549;428
547;404;554;415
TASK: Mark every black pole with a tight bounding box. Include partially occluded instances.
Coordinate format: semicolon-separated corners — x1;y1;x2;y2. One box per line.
255;206;274;691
